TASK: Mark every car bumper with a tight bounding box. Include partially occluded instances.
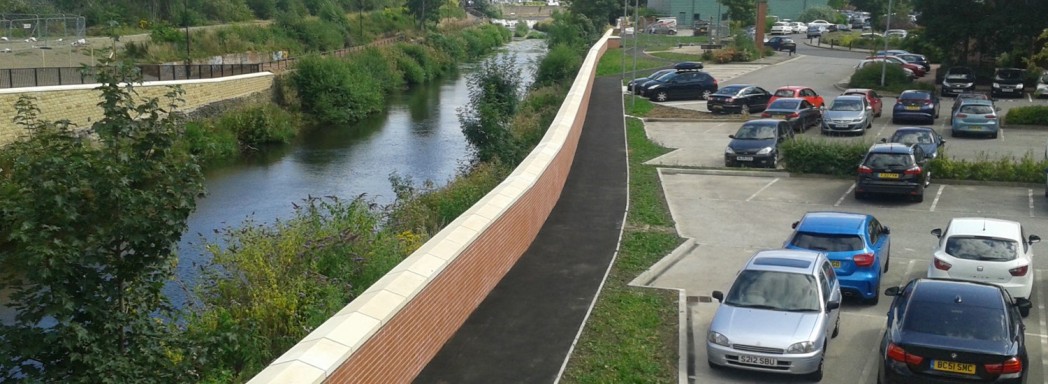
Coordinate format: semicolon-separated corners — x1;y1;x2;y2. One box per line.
941;86;975;96
822;121;866;133
708;104;743;113
707;342;822;375
856;180;922;196
951;121;999;135
837;272;880;299
927;267;1033;300
725;154;775;167
881;360;1025;384
992;87;1023;96
893;111;934;121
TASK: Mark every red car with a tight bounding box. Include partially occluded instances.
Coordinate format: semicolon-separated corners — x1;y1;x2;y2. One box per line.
842;88;883;117
767;86;825;108
865;56;926;77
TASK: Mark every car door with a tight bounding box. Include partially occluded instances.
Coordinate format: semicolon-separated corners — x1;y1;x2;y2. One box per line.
868;218;889;274
799;100;816;127
669;72;694;99
750;87;771;112
869;90;883;115
802;88;823;108
818;261;841;338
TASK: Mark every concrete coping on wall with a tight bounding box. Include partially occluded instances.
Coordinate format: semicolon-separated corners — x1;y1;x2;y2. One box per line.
0;71;274;95
246;30;615;384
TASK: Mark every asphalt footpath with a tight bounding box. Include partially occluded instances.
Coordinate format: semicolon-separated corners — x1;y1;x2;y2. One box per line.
414;76;628;383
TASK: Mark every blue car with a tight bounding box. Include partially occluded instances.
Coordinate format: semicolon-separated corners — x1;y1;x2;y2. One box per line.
891;90;940;125
785;212;891;304
951;99;1000;138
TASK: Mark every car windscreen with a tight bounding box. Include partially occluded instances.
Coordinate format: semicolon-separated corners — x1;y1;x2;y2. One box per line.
892;131;932;145
734;124;777;140
715;85;746;95
653;71;676;81
946;70;974;80
768;99;800;110
904;301;1008;341
724;270;820;312
774;89;796;97
863;153;913;169
959;104;994;115
996;70;1023;80
945;236;1018;261
790;232;864;252
830;99;863;111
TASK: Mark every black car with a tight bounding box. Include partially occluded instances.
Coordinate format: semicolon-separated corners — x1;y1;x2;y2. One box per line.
879;278;1030;384
895;53;930;73
764;36;796;52
627;68;674;95
855;142;930;202
631;61;706;97
759;97;822;132
992;68;1025;98
706;84;772;114
885;127;944;160
941;66;977;97
639;70;718;102
724;119;794;168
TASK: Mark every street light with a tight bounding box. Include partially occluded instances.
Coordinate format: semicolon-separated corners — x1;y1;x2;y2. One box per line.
879;0;893;87
184;0;191;78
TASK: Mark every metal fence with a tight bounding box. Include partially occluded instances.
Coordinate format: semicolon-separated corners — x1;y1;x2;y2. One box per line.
0;63;263;89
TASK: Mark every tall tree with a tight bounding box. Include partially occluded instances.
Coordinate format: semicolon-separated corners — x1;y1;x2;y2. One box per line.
913;0;1048;65
719;0;755;25
568;0;620;28
0;62;204;382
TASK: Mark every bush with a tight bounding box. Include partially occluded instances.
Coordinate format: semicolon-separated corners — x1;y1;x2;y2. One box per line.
534;44;582;87
930;151;1048;183
214;104;299;148
291;55;384;125
781;138;871;177
1005;106;1048;126
849;63;911;89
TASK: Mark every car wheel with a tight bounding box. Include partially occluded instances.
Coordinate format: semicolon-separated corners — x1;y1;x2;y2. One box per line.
991;131;999;139
808;350;825;381
708;360;723;370
951;129;958;138
891;118;898;125
913;191;925;203
701;90;712;100
864;283;880;305
1020;305;1031;318
883;245;890;273
832;316;840;338
654;91;669;102
854;191;865;200
770;155;778;169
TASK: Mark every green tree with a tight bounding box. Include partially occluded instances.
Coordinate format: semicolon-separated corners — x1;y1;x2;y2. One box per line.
913;0;1048;65
568;0;619;28
0;62;204;382
797;6;844;23
719;0;755;26
458;54;523;164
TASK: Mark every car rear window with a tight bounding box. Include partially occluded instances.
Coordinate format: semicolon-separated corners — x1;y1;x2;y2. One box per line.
904;301;1007;341
790;232;864;252
769;99;800;109
899;92;929;100
892;131;932;145
774;89;796;97
959;105;994;114
830;99;863;111
945;236;1018;261
863;153;912;169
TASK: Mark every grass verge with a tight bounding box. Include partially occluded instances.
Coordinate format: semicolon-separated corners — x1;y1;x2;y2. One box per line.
560;116;682;383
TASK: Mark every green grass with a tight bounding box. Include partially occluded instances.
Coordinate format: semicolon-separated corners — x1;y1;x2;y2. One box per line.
648;51;705;62
596;47;668;77
628;33;709;51
560;117;681;383
624;97;654;117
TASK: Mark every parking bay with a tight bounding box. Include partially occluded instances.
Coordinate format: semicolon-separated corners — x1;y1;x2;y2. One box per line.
636;119;1048;382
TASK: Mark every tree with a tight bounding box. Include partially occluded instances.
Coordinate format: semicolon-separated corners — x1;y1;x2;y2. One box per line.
458;54;523;164
568;0;620;28
912;0;1048;65
0;62;205;383
719;0;755;26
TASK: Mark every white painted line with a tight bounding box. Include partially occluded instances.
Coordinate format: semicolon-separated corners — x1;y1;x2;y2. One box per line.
835;183;856;207
899;259;917;287
746;178;780;201
1038;275;1048;377
858;325;884;384
929;185;945;212
1030;189;1035;218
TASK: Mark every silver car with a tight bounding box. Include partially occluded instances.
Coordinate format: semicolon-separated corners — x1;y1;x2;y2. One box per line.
821;95;873;135
707;249;842;381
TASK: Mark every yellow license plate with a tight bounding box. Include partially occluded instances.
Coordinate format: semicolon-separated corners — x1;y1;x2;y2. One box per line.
830;260;841;268
878;173;900;179
906;106;920;110
932;360;976;375
968;126;982;130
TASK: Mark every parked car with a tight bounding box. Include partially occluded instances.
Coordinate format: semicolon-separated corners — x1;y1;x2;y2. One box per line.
842;88;883;117
879;278;1032;384
638;70;719;102
855;59;916;81
807;19;832;29
626;68;674;95
941;66;977;96
951;99;1000;138
866;56;926;77
1036;72;1048;98
769;86;825;108
892;90;940;124
789;21;807;34
724;119;794;168
706;84;772;114
874;49;910;56
769;21;792;35
992;67;1026;98
893;53;930;73
884;29;908;38
885;127;944;159
785;211;890;305
806;25;826;39
693;19;710;34
822;95;873;135
760;98;822;132
854;142;930;202
927;217;1041;317
949;92;992;118
835;24;851;32
764;36;797;52
648;23;677;35
707;249;841;381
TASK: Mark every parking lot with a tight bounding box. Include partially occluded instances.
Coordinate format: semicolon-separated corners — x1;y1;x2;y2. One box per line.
635;119;1048;383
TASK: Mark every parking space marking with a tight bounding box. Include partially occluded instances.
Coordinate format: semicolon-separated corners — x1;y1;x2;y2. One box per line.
897;259;918;288
1030;189;1036;218
1039;282;1048;377
929;185;945;212
858;328;882;384
702;122;727;134
745;178;779;201
835;183;856;207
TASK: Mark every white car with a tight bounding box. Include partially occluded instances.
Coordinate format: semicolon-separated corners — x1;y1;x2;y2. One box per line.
770;22;791;35
808;19;832;28
790;22;807;34
927;217;1041;317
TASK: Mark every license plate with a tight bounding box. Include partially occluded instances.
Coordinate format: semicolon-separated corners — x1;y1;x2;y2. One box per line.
738;354;777;367
736;156;754;161
878;173;900;179
968;126;982;131
835;123;848;128
932;360;976;375
906;106;919;110
830;260;841;268
712;105;723;110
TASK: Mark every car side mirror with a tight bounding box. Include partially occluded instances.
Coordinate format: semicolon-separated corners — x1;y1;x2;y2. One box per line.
931;228;943;238
712;290;724;303
1016;297;1033;311
884;286;902;297
866;106;873;111
729;134;736;139
791;221;799;229
939;139;946;147
879;138;887;143
1030;235;1041;245
883;226;891;235
826;301;840;311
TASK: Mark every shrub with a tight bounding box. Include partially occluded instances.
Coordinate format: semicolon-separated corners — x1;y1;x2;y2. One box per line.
781;138;871;177
214;104;299;148
534;44;582;87
291;55;384;125
930;151;1048;183
514;20;530;38
849;63;911;89
1006;106;1048;126
181;120;240;164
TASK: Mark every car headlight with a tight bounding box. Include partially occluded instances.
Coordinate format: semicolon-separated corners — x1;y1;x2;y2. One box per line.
993;82;1000;88
786;341;816;354
851;118;864;123
1016;83;1024;89
725;146;735;154
708;331;730;347
757;147;772;155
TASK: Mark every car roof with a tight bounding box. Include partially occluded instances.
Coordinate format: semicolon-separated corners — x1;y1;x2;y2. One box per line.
843;88;872;94
833;95;864;102
776;85;808;91
945;217;1022;239
910;279;1007;310
893;127;934;135
742;119;785;126
746;249;822;273
899;90;932;97
957;99;994;107
796;211;869;234
768;97;804;108
868;142;915;154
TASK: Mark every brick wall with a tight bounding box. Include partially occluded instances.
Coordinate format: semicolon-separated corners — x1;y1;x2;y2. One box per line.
0;72;274;147
247;31;614;384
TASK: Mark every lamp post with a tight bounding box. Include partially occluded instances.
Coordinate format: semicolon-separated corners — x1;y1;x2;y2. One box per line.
879;0;893;87
184;0;191;78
